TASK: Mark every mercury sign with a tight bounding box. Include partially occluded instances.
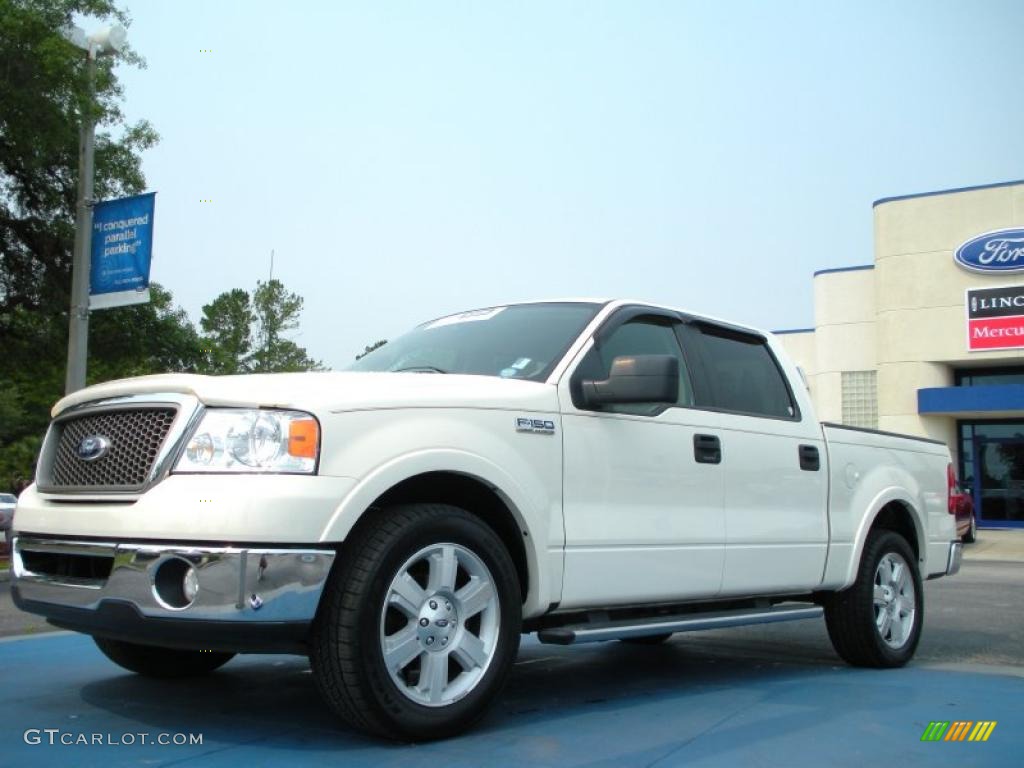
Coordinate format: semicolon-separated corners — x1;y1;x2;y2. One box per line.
966;285;1024;351
954;228;1024;274
89;192;156;309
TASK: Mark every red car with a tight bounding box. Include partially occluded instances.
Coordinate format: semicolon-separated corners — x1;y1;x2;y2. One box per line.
951;486;977;543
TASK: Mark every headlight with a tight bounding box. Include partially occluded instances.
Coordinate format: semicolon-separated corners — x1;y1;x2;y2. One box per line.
174;409;319;474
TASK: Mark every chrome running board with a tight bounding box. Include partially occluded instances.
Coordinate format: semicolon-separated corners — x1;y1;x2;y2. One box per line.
537;604;823;645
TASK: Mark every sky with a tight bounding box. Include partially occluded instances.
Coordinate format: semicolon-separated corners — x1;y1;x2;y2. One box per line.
100;0;1024;369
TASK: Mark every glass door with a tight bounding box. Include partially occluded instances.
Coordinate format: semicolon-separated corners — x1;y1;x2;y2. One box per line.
974;438;1024;525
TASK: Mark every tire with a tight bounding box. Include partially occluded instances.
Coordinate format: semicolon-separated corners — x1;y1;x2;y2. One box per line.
310;503;522;741
963;514;977;544
620;633;673;645
824;529;923;668
93;637;234;678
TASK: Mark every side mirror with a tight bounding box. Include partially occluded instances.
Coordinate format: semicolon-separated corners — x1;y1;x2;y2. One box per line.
580;354;679;407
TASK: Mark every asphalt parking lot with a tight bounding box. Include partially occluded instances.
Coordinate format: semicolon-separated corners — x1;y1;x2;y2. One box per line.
1;536;1021;767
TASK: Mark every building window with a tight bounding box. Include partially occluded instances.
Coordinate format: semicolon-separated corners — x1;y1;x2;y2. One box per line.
841;371;878;429
955;367;1024;387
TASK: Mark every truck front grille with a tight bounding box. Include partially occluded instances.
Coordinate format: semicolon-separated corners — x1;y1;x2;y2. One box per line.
45;408;178;491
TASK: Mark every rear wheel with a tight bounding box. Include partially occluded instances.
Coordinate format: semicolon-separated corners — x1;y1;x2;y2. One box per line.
311;503;521;741
825;529;923;668
93;637;234;678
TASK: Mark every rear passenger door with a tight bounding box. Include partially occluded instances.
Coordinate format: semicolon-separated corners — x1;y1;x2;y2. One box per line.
682;322;828;595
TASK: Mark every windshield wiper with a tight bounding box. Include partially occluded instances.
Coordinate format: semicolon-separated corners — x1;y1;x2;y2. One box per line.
392;366;448;374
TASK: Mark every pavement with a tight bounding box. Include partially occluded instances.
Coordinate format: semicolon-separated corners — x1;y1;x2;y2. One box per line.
960;528;1024;561
2;626;1021;767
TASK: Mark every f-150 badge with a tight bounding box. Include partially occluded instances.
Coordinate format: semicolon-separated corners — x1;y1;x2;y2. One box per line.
516;417;555;435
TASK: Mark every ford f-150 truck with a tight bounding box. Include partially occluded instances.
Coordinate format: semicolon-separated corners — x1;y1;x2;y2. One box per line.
11;299;962;740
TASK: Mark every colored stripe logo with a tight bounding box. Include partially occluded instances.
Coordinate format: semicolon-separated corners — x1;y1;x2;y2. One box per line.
921;721;996;742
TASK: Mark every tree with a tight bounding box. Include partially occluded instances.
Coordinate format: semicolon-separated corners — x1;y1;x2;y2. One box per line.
248;279;322;372
199;288;253;374
88;282;206;382
356;339;387;360
198;279;322;374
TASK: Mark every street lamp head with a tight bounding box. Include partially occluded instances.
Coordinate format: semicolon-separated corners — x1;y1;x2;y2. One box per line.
87;25;127;56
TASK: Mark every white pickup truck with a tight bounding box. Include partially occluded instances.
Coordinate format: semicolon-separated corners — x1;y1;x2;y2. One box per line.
12;299;961;740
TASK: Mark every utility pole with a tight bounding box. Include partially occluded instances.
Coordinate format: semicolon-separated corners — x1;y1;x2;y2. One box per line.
60;24;127;394
65;53;97;394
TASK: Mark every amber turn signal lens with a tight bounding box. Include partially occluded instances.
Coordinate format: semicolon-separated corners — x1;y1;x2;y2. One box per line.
288;418;319;459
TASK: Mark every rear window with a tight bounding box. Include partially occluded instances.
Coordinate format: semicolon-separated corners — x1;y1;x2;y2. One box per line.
695;325;796;419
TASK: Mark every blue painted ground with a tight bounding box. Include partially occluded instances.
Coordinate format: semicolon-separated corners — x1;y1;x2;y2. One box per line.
1;630;1020;767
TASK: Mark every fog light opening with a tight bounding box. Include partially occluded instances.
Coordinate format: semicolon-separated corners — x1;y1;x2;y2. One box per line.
153;557;198;610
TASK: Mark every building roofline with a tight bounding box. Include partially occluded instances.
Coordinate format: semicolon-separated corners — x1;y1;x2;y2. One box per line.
772;328;815;335
813;264;874;278
873;179;1024;208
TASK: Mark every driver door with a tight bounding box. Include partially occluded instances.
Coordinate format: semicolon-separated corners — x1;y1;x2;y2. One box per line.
556;310;725;610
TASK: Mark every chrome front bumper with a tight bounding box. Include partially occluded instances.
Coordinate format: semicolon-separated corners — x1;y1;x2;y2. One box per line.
946;540;963;576
11;536;336;652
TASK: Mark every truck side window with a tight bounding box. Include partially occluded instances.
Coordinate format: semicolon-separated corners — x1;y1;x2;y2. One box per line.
577;319;695;414
695;325;796;419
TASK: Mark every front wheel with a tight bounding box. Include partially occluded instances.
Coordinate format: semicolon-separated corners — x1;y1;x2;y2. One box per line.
311;503;522;741
824;529;923;668
93;637;234;678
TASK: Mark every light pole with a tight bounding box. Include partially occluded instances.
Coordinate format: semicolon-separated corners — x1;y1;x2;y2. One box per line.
61;23;127;394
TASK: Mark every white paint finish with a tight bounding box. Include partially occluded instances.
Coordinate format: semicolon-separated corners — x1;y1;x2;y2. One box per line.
315;407;564;618
558;407;725;608
51;370;562;419
716;413;828;595
717;335;829;595
13;474;357;543
819;425;953;589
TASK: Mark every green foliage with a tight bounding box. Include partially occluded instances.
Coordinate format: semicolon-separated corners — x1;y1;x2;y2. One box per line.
199;280;322;374
248;279;321;373
88;283;206;382
200;288;253;374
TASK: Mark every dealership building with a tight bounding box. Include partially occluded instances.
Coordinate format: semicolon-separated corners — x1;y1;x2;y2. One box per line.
776;179;1024;530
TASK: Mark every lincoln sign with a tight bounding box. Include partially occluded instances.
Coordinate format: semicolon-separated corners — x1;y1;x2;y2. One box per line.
966;285;1024;351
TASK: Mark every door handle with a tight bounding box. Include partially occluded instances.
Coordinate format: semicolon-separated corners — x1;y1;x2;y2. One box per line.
694;434;722;465
799;444;820;471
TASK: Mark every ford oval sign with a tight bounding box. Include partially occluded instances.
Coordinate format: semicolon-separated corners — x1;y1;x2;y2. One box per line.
77;435;111;462
954;228;1024;274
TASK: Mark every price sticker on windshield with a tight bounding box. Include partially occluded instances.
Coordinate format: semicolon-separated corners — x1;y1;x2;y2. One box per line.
424;307;506;330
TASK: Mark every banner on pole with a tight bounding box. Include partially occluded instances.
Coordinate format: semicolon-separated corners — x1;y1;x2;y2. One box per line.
89;192;156;310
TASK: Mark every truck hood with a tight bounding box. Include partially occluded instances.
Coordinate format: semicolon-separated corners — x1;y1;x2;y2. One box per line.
52;371;561;417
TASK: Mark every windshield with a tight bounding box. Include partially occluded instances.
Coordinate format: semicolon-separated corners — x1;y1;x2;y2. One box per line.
348;302;602;382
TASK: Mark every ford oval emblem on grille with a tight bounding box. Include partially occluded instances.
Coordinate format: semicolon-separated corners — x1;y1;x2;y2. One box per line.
77;435;111;461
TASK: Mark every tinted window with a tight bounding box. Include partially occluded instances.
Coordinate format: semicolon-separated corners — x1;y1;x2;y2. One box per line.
576;318;694;414
348;302;600;382
696;326;795;418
